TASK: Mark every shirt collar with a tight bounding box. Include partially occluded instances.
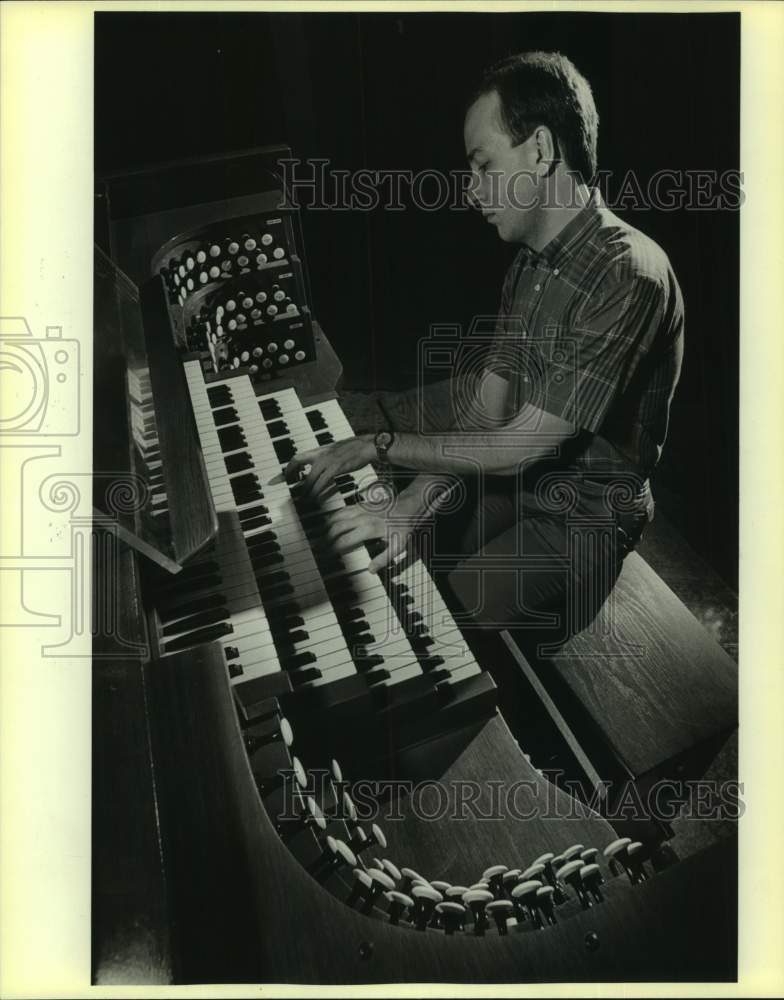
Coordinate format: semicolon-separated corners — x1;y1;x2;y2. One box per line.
520;187;604;269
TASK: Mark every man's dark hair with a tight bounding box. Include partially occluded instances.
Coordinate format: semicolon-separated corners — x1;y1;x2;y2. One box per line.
471;51;599;184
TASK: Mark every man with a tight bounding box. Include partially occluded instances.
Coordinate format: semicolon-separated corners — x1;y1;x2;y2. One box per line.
279;51;684;647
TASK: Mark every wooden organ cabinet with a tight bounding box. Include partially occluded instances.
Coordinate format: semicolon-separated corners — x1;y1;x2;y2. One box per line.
92;146;739;985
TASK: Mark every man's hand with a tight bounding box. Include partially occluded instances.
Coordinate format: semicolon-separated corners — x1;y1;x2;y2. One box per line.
269;436;375;497
319;505;416;574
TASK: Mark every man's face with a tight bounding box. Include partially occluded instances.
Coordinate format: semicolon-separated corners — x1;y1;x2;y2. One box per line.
464;90;541;244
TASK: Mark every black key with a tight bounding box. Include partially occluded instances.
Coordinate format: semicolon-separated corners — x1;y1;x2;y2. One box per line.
273;438;296;463
337;481;357;495
316;432;334;446
364;668;390;685
269;615;305;636
259;399;282;420
420;656;446;672
239;505;272;525
251;553;285;571
256;570;289;588
290;666;322;687
306;410;326;431
266;420;289;438
158;592;227;622
217;425;246;451
281;650;317;671
241;514;273;531
244;527;275;547
343;492;361;506
207;384;233;407
162;622;233;652
286;630;309;645
225;452;254;474
350;632;376;647
225;645;240;660
161;605;229;636
334;474;354;486
228;662;245;679
260;583;295;602
337;606;366;624
212;406;238;427
265;601;300;622
343;619;370;637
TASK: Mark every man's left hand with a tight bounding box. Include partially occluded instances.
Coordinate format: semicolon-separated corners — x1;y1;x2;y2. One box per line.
270;436;376;497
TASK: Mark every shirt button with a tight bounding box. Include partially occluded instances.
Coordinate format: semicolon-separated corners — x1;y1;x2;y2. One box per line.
534;283;541;291
553;268;560;276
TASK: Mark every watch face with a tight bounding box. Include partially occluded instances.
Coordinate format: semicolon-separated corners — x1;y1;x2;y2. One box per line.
375;430;393;448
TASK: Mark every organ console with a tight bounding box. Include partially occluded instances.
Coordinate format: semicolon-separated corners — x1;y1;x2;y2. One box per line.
92;145;737;985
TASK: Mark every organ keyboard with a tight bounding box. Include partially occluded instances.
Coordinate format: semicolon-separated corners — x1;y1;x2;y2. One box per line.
92;146;737;986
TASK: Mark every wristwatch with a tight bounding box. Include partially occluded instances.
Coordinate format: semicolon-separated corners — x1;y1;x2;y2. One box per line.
373;428;395;465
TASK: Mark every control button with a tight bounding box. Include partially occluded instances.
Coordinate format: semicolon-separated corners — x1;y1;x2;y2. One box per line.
251;308;262;319
255;291;267;303
240;351;250;362
244;237;257;251
242;296;254;309
273;247;285;259
267;342;278;353
186;278;194;290
209;244;221;257
273;288;286;302
186;257;195;270
252;347;264;358
237;255;249;267
226;299;236;312
227;319;237;331
249;364;259;374
196;250;206;264
553;267;560;276
279;354;289;365
287;302;297;312
261;233;273;246
228;241;239;254
283;339;295;350
256;253;268;265
178;265;186;277
209;266;220;279
221;259;232;271
262;357;273;369
232;357;241;369
216;305;224;320
267;305;278;316
173;273;181;286
294;350;306;361
199;272;208;284
236;313;246;324
534;283;541;291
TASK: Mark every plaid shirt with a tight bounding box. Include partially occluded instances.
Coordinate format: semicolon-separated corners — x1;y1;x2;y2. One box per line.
485;188;684;490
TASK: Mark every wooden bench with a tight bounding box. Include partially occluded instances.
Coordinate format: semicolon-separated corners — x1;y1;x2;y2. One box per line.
501;550;738;832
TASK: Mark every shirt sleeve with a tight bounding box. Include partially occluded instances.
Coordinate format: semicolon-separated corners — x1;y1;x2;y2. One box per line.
483;255;526;380
531;269;666;434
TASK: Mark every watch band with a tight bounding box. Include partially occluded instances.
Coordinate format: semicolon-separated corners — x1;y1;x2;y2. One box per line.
373;428;395;464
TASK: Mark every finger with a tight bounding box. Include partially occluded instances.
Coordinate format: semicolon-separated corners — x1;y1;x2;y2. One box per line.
320;511;362;547
367;530;408;574
330;527;366;556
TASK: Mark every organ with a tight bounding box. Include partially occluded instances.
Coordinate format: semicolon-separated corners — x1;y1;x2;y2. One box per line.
92;146;737;985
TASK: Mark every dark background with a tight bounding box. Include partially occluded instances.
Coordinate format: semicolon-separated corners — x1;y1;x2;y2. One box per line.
95;11;740;589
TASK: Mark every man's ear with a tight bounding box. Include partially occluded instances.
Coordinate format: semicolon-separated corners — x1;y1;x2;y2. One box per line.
533;125;559;177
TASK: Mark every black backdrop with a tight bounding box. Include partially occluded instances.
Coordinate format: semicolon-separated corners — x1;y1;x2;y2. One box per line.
95;11;739;588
